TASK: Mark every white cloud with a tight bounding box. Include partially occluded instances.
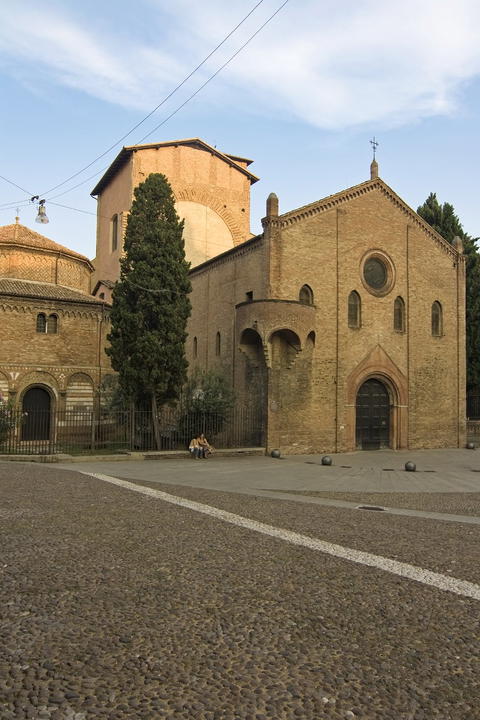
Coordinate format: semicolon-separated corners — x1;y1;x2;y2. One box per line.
1;0;480;129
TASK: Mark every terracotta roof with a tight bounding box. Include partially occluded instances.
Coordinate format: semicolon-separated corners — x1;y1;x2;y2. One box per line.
92;279;115;296
91;138;259;196
0;223;92;266
0;278;107;305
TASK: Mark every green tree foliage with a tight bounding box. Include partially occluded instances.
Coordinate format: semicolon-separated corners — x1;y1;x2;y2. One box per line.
0;396;17;443
417;193;480;391
178;368;235;441
106;173;191;443
98;374;124;411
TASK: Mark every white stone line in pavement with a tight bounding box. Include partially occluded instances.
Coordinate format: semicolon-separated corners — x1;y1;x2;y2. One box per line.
85;472;480;602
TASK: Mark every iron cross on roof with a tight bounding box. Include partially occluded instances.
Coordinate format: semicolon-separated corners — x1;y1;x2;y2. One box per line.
370;137;379;160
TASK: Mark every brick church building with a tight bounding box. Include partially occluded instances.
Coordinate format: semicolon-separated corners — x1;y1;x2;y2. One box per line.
90;138;466;453
0;138;466;452
0;221;109;440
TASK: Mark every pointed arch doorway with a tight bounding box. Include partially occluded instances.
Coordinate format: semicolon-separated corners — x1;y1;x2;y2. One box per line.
356;378;390;450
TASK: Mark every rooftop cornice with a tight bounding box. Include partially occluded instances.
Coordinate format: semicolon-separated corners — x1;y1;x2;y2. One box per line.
277;178;460;260
91;138;259;196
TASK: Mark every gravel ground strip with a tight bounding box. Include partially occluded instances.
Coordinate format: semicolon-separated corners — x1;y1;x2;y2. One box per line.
271;490;480;517
126;479;480;585
1;464;479;720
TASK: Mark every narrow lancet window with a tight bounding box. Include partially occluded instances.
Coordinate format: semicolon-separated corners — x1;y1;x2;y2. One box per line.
348;291;361;329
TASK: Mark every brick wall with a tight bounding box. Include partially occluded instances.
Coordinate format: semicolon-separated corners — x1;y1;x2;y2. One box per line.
187;180;465;453
0;298;110;410
93;143;255;289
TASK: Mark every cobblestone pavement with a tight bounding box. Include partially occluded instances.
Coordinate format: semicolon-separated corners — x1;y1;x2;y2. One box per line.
1;458;480;719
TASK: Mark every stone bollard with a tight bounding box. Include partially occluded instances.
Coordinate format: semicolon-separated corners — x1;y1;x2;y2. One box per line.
321;456;333;466
271;449;281;458
466;442;475;450
405;461;416;472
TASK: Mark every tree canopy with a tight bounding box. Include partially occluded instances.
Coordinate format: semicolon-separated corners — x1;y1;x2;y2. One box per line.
106;173;192;419
417;193;480;391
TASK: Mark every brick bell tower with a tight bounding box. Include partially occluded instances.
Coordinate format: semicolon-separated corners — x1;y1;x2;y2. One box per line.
90;138;259;300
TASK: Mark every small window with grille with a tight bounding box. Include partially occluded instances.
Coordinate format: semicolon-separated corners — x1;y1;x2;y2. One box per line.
36;313;47;333
47;314;58;334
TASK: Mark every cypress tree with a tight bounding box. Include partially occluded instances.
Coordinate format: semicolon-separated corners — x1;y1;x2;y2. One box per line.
417;193;480;392
106;173;191;445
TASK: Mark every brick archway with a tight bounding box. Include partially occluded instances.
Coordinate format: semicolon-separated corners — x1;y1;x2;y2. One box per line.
345;345;408;450
174;186;243;245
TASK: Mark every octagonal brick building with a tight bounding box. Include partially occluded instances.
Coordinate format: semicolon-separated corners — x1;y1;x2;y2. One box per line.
0;219;110;433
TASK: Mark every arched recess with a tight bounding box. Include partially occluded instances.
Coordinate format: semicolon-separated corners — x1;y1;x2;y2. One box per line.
176;200;234;267
269;329;301;370
303;331;316;361
394;296;405;333
432;300;443;336
345;345;408;451
239;328;265;367
238;328;267;413
299;285;314;305
66;373;94;410
21;385;53;441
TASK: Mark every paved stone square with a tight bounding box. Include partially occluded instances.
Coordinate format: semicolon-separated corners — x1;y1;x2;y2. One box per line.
1;449;480;719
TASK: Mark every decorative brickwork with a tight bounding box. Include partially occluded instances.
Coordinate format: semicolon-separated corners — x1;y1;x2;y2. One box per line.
186;174;465;454
0;221;110;424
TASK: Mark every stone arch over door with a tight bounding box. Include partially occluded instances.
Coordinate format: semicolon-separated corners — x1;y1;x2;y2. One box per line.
21;385;53;441
345;345;408;451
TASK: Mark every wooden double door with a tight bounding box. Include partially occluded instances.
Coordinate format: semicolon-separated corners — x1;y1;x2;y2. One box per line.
355;379;390;450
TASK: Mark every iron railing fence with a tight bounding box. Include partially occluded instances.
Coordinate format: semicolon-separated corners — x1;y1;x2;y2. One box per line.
467;394;480;420
0;406;264;456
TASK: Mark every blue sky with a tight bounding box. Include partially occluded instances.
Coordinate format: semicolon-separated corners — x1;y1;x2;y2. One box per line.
1;0;479;259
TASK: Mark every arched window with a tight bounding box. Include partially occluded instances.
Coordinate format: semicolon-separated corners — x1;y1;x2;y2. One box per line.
36;313;46;333
47;314;58;334
432;301;443;336
393;296;405;333
111;214;118;252
299;284;314;305
193;336;198;358
215;331;221;356
348;291;361;329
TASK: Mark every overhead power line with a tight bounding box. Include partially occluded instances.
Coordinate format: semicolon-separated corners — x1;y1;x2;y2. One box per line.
1;0;290;218
38;0;267;198
40;0;290;204
0;174;34;197
135;0;290;145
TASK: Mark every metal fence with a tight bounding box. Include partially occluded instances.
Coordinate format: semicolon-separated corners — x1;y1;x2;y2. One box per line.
467;394;480;420
0;406;264;456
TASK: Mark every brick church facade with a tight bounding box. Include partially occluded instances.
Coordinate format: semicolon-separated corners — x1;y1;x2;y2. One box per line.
0;138;466;452
0;222;110;434
90;139;466;453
